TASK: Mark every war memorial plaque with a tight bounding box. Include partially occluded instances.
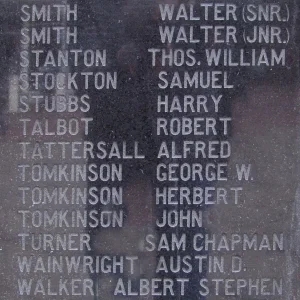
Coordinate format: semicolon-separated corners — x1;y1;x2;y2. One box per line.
0;0;299;299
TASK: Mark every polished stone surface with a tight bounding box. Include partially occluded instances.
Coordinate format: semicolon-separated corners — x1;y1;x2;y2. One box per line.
0;0;299;299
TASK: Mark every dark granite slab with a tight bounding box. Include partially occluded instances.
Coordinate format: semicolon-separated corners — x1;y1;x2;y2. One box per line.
0;1;299;299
